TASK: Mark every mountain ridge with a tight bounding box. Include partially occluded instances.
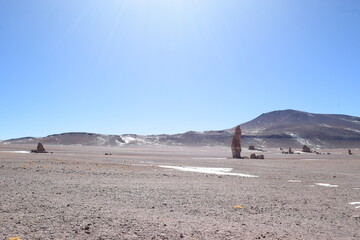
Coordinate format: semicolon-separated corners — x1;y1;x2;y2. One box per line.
2;110;360;148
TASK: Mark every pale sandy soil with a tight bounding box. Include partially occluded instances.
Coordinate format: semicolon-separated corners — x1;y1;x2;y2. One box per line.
1;144;360;240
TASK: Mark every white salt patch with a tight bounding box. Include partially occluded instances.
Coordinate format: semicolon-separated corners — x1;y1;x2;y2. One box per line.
353;188;360;190
159;165;258;178
288;180;301;183
315;183;338;188
191;158;227;160
1;151;30;154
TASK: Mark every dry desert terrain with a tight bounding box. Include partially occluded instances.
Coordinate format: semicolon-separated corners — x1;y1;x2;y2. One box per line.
1;144;360;239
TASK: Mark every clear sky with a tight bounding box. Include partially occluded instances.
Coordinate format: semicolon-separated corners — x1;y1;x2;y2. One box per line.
1;0;360;140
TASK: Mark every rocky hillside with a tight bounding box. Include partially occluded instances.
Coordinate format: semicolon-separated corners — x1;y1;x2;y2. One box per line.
239;109;360;148
2;110;360;148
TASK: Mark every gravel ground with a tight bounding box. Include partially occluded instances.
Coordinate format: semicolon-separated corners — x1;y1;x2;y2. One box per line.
1;144;360;239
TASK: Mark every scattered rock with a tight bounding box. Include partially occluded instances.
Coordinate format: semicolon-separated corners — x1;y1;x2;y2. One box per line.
348;149;353;155
250;153;265;159
249;145;264;152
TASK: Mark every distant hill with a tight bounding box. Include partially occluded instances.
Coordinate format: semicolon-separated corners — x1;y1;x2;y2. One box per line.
3;110;360;148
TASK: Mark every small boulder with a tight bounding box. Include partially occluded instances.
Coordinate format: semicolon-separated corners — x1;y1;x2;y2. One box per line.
302;145;311;153
289;147;293;154
250;153;265;159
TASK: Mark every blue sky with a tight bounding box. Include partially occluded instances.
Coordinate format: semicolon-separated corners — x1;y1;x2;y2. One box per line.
1;0;360;139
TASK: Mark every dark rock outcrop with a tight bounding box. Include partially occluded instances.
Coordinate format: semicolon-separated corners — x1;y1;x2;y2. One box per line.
302;145;311;153
31;143;48;153
250;153;265;159
289;147;293;154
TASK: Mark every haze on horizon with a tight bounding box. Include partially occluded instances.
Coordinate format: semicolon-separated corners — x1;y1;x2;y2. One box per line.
1;0;360;140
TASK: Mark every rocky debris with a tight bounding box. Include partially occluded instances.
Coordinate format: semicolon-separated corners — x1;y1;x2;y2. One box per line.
105;153;112;156
302;145;311;153
282;147;295;154
31;143;48;153
248;145;264;152
250;153;265;159
231;126;242;158
348;149;353;155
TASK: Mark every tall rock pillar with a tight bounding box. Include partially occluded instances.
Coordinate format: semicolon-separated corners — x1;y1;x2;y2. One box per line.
231;126;242;158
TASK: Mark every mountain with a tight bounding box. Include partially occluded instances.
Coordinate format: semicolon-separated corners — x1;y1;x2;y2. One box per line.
239;109;360;148
2;110;360;148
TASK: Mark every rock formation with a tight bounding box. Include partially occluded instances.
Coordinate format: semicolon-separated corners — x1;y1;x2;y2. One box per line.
31;143;48;153
302;145;311;153
248;145;255;150
231;126;242;158
288;147;293;154
348;149;353;155
250;153;265;159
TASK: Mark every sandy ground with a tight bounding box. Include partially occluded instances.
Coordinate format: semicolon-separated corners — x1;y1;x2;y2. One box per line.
1;144;360;240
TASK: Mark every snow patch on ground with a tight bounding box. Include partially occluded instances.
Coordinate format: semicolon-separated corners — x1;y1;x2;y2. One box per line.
96;136;106;145
288;180;301;183
285;132;313;146
248;128;265;134
340;118;360;125
349;202;360;209
1;151;31;154
315;183;338;188
115;139;125;146
297;138;312;146
345;128;360;133
159;166;259;178
121;135;149;144
121;136;137;144
285;132;297;138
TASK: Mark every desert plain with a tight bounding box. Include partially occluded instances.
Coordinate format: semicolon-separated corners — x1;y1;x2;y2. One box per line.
1;144;360;240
